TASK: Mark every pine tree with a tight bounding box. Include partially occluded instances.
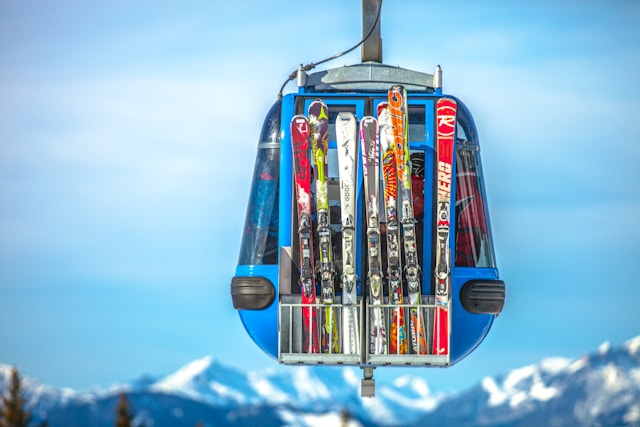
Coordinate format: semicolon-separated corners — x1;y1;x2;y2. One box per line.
0;367;31;427
114;393;133;427
340;408;351;427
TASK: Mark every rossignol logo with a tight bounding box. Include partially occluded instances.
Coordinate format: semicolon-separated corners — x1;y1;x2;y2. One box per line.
293;117;309;134
388;87;407;183
437;108;456;135
292;116;311;183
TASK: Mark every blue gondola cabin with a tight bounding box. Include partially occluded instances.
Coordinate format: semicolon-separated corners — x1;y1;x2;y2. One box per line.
230;62;505;393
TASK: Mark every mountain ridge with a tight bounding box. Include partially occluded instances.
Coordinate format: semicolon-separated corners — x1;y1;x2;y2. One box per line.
1;336;639;426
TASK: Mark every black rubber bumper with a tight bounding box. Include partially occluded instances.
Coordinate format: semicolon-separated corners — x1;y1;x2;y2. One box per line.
460;280;506;315
230;276;275;310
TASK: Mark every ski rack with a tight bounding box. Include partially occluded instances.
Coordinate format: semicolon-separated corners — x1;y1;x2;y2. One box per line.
277;63;452;397
278;296;443;363
278;295;362;365
278;297;449;398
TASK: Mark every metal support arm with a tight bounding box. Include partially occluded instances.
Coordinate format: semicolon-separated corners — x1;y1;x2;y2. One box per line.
362;0;382;63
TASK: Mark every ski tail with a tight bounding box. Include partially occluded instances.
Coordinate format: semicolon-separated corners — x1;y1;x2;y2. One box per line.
342;303;359;355
336;112;360;355
290;115;320;354
321;306;340;354
432;98;457;356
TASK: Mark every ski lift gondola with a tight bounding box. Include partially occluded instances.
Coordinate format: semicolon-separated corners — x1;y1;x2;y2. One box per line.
230;0;505;397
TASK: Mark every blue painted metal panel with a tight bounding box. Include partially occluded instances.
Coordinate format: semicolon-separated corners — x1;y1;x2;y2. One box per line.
279;95;295;250
450;268;499;364
235;264;279;359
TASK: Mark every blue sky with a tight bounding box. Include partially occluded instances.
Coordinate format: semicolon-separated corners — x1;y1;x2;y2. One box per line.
1;0;639;394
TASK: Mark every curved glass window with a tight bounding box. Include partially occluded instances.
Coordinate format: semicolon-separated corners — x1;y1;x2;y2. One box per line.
454;101;496;268
238;101;281;265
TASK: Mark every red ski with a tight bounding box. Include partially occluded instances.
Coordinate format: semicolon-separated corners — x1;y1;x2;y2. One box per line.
290;115;320;353
433;98;457;356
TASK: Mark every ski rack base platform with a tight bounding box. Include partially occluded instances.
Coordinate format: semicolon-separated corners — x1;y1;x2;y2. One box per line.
278;294;450;397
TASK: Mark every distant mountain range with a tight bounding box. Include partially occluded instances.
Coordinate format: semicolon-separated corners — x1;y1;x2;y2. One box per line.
2;336;639;427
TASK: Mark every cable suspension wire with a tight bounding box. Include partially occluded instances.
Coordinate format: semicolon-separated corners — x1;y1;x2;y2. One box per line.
277;0;383;100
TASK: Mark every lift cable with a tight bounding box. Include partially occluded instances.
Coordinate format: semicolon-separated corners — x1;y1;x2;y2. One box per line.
277;0;383;100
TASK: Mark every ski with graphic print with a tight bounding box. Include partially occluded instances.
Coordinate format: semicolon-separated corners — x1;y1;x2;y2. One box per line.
378;102;408;355
335;111;360;355
433;97;457;356
388;85;428;355
361;115;387;355
290;115;320;354
308;100;340;354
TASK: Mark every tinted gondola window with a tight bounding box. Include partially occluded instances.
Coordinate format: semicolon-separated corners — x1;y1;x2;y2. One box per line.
408;104;426;142
238;102;281;265
454;106;496;268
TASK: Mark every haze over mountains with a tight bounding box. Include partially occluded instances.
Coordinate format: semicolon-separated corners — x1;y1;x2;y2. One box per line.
1;336;639;426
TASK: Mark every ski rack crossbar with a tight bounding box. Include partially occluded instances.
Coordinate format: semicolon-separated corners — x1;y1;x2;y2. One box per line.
278;294;448;366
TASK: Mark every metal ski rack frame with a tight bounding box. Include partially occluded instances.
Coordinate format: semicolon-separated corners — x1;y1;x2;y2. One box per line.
277;63;452;400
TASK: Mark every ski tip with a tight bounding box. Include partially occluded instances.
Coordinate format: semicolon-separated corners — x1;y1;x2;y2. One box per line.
308;99;329;118
436;97;458;107
388;84;407;96
291;115;310;135
337;111;357;122
360;116;378;127
376;102;388;117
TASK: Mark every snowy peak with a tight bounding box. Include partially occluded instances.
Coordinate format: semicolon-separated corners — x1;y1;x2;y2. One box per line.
150;356;258;406
480;337;640;407
479;355;593;410
149;361;443;425
598;340;612;355
156;355;215;389
2;336;640;427
627;336;640;355
482;366;553;408
152;355;216;393
442;337;640;427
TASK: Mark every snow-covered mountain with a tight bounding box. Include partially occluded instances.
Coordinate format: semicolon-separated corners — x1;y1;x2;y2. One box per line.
2;336;639;427
424;337;640;427
147;357;441;425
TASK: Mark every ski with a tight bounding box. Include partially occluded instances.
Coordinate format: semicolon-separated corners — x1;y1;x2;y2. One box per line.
335;112;360;355
433;98;457;356
388;85;427;355
308;100;340;354
290;115;320;354
378;102;408;355
361;116;387;355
